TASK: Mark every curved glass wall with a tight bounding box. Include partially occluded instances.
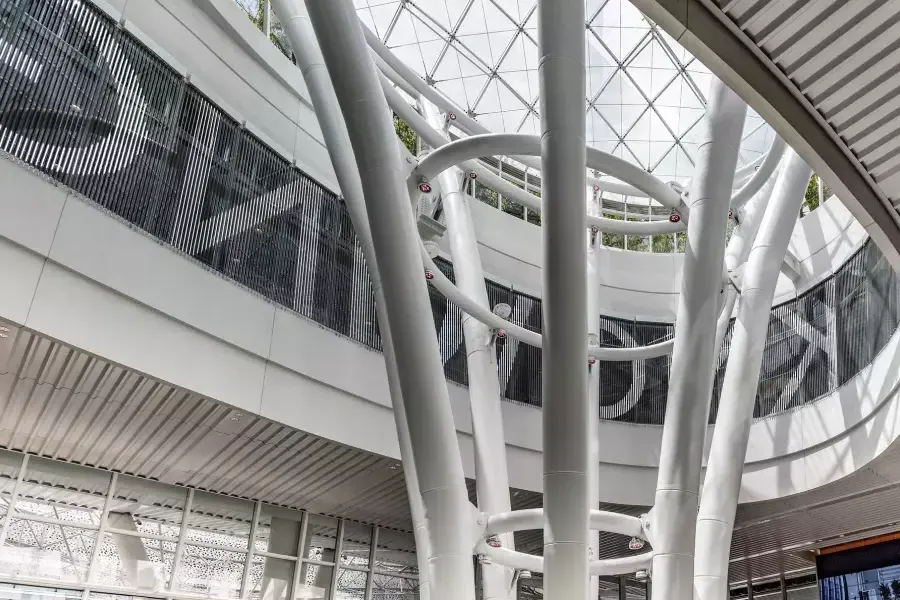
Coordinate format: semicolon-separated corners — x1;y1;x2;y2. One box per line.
0;0;897;426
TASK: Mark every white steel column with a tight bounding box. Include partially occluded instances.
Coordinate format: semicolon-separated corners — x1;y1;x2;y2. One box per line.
422;100;514;600
301;2;475;599
694;149;811;600
587;189;602;600
270;1;434;597
651;79;746;600
538;1;589;599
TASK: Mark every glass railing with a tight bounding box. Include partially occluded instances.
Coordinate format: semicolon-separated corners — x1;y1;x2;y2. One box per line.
1;0;898;425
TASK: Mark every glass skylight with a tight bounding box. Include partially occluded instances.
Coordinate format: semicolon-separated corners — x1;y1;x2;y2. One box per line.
355;0;774;183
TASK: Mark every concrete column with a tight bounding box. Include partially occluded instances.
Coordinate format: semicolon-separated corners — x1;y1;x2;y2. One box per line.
651;79;746;600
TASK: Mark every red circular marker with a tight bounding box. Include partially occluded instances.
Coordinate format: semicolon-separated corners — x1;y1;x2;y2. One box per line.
487;537;502;548
469;172;477;179
591;226;599;234
424;270;434;280
419;182;432;194
449;113;457;120
669;211;681;223
496;329;507;339
588;358;596;365
593;184;600;192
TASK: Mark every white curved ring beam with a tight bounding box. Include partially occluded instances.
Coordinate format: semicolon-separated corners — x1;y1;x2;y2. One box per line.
419;243;675;360
484;509;645;539
382;78;685;234
474;542;652;576
412;133;683;209
730;136;786;209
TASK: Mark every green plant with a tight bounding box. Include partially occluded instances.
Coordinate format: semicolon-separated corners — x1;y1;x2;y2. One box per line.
879;583;890;600
393;115;418;155
890;580;900;598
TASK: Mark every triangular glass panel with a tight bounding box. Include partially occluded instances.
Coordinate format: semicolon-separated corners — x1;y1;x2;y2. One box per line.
519;113;540;135
407;9;445;42
476;80;503;113
419;40;448;76
498;70;532;104
622;1;651;28
588;66;617;101
622;103;649;134
435;79;470;110
370;3;401;40
620;28;651;62
684;72;711;106
490;0;521;21
457;0;489;36
478;111;506;133
523;36;539;70
483;0;520;32
649;67;678;99
463;75;490;108
628;36;656;68
496;78;531;112
592;140;619;155
590;27;622;61
654;104;680;135
587;35;617;68
595;71;645;106
678;107;704;137
648;110;675;142
592;0;621;27
623;141;649;169
523;6;538;34
486;29;518;67
625;110;652;141
655;76;684;108
585;0;605;23
627;67;654;99
412;0;453;31
445;0;470;31
587;109;619;144
677;143;697;178
595;103;623;135
498;34;529;72
502;109;528;132
433;43;462;80
457;34;494;71
657;29;692;66
527;71;540;103
652;143;678;178
389;44;428;77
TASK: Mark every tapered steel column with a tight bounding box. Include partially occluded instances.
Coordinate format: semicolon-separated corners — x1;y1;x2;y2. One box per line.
269;2;433;597
538;1;589;598
422;100;514;600
694;149;810;600
301;2;475;598
651;79;746;600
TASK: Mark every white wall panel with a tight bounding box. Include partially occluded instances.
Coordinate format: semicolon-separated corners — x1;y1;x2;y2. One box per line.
24;262;268;416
